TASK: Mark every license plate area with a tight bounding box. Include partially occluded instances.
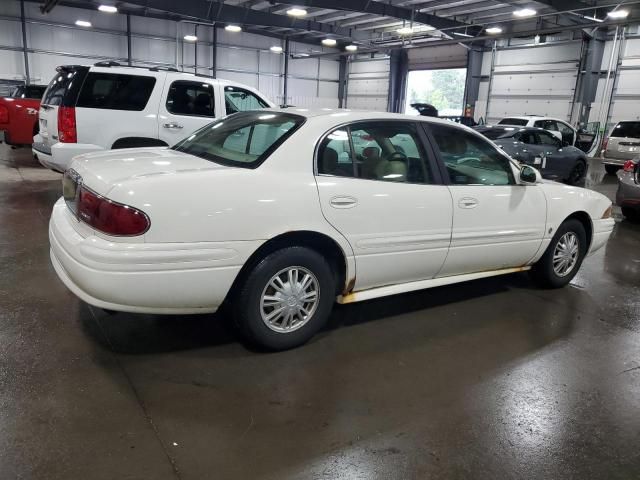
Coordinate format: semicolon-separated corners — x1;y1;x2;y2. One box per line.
62;169;81;217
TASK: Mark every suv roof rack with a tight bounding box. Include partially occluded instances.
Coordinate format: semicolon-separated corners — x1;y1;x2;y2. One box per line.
93;60;179;72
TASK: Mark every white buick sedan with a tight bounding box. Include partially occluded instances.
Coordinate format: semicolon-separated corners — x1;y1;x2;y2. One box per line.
50;109;615;350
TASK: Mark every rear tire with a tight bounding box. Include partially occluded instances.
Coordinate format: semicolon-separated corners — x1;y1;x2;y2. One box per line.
232;246;335;350
530;219;587;289
622;207;640;223
605;164;620;175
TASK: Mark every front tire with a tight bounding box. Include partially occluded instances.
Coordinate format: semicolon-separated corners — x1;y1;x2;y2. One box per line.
605;164;620;175
566;160;586;185
530;219;587;288
232;246;336;350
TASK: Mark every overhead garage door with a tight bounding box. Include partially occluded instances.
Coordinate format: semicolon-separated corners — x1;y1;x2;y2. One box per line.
346;57;389;111
408;44;468;70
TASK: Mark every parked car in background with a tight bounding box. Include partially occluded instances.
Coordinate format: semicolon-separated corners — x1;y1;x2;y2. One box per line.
33;61;274;172
0;84;47;146
49;110;614;350
498;115;578;147
602;121;640;175
616;160;640;221
474;125;588;185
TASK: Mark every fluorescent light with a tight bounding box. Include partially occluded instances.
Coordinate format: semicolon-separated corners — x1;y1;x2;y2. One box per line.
322;38;337;47
397;26;414;35
513;8;536;17
453;31;473;37
225;25;242;32
582;15;604;22
345;44;358;52
287;8;307;16
485;26;502;34
75;20;92;27
607;9;629;19
98;5;117;13
270;45;283;53
183;35;198;42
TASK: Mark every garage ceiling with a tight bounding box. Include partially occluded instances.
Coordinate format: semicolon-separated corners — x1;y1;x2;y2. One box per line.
36;0;640;48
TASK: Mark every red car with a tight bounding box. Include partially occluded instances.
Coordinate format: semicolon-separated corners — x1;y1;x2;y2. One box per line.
0;84;47;146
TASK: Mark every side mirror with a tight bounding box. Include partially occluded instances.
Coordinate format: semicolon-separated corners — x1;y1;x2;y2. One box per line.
520;165;542;185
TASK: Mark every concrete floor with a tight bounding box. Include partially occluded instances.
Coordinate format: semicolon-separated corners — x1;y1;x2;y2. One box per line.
1;144;639;480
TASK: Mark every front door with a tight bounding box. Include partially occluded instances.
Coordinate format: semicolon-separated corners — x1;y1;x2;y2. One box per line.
426;123;547;277
315;121;453;291
158;80;216;146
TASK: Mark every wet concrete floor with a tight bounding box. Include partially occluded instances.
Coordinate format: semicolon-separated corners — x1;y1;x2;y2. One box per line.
1;144;639;479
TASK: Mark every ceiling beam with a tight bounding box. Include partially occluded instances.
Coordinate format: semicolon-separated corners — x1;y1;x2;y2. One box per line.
263;0;473;30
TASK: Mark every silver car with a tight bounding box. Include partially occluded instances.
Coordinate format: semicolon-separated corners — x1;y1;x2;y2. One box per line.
603;121;640;175
616;161;640;222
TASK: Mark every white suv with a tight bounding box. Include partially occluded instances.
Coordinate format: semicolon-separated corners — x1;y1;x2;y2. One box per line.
33;61;275;172
498;116;577;146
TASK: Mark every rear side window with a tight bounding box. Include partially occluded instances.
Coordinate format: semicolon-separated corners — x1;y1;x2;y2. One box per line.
24;86;46;99
76;73;156;111
498;118;528;126
43;70;83;106
611;122;640;138
224;86;268;114
166;81;215;117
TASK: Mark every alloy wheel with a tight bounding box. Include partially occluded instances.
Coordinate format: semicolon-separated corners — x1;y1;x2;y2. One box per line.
552;232;580;277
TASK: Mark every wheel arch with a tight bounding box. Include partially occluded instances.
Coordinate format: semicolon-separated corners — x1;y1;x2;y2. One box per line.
563;211;593;250
226;231;350;303
111;137;168;149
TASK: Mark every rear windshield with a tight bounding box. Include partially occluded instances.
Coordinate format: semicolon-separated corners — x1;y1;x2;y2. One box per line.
172;112;304;168
611;121;640;139
76;72;156;111
476;127;516;140
42;69;84;106
498;118;528;126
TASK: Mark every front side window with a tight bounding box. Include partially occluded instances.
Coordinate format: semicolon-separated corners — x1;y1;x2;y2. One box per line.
429;124;515;186
76;72;156;111
224;86;269;115
172;112;303;168
166;81;215;117
536;131;561;147
514;131;537;144
317;122;432;184
534;119;559;132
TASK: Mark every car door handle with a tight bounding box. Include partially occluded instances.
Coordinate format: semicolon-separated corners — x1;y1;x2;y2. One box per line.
26;108;38;115
163;122;183;129
458;197;478;209
330;196;357;208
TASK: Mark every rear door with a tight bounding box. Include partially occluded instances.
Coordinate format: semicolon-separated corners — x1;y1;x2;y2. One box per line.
314;120;453;291
158;79;217;145
37;67;88;153
606;121;640;160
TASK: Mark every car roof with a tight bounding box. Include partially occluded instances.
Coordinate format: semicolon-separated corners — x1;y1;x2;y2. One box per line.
262;107;471;125
501;115;566;122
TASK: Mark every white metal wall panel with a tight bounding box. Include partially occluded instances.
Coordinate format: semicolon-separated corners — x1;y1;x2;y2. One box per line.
0;19;22;47
347;57;389;111
408;44;467;70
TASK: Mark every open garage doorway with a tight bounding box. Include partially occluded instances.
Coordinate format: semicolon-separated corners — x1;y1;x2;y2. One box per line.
405;68;467;116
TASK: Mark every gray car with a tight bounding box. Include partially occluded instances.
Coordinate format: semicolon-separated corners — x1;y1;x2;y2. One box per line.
602;121;640;175
616;161;640;222
474;125;588;185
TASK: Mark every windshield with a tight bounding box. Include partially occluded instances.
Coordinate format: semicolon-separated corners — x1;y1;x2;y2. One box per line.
611;121;640;139
498;118;528;126
172;111;305;168
476;127;516;140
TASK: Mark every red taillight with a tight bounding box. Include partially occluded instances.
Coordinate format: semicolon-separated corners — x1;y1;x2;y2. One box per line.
0;105;8;123
58;106;77;143
602;137;609;151
623;160;636;172
77;186;150;236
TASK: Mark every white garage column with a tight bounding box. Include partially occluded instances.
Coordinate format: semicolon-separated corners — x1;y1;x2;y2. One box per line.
477;41;582;124
346;56;390;111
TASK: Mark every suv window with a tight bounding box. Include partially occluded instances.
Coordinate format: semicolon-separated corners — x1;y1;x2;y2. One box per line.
172;112;303;168
429;124;515;186
317;122;432;184
498;118;528;126
534;119;559;131
76;72;156;111
611;121;640;138
166;80;215;117
224;86;268;114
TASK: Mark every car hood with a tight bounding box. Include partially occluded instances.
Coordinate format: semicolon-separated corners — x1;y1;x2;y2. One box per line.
69;147;230;195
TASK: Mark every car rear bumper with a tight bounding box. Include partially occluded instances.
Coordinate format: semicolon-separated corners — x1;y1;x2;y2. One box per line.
587;217;615;256
33;139;103;172
49;198;252;314
602;156;634;166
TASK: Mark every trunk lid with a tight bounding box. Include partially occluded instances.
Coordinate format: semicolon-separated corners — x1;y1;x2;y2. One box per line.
69;147;229;195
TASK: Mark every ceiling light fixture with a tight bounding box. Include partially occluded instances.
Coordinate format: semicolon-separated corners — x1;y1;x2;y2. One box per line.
270;45;283;53
98;5;118;13
184;35;198;42
225;25;242;32
453;31;472;37
321;38;337;47
75;20;92;27
287;8;307;17
397;26;414;35
513;8;536;17
607;9;629;19
582;14;603;22
485;26;503;34
345;44;358;52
